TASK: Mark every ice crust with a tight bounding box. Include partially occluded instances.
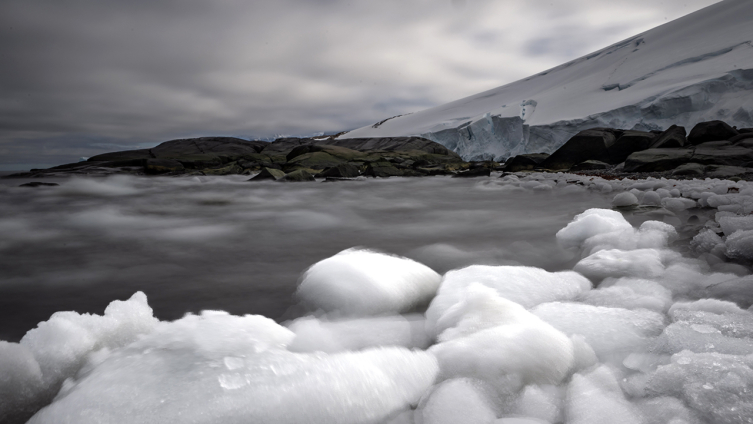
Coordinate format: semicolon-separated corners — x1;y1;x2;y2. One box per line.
338;0;753;161
8;173;753;423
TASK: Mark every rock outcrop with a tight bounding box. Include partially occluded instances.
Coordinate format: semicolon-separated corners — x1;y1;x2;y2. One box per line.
7;136;468;181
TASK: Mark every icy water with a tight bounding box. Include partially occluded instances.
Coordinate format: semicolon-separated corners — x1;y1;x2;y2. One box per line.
4;172;753;424
0;174;612;341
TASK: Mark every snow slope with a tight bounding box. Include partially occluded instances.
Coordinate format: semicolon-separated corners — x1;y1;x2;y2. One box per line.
340;0;753;160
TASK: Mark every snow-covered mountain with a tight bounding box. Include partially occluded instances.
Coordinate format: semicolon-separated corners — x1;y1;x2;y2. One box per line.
340;0;753;161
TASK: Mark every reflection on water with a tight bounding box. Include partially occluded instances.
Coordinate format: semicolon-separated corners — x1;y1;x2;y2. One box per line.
0;174;614;341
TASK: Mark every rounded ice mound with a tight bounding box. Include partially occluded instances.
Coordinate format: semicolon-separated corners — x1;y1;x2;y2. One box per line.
567;366;642;424
27;312;439;424
0;342;45;424
425;265;591;336
725;229;753;260
533;302;664;360
429;292;575;386
641;191;662;206
579;278;672;312
574;248;667;281
418;378;498;424
296;248;441;316
556;209;633;250
612;192;638;207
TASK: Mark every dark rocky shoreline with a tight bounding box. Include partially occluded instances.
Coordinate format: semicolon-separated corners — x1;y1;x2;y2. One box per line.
6;120;753;183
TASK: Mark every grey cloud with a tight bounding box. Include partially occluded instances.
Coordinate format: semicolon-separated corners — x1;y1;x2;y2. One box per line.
0;0;720;169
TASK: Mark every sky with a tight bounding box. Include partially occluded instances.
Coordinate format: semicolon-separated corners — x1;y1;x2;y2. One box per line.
0;0;720;170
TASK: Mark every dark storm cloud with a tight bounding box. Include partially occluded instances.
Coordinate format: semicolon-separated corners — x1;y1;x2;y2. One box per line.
0;0;720;169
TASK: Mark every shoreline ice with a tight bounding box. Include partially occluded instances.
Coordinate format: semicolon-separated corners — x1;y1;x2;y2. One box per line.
2;173;753;423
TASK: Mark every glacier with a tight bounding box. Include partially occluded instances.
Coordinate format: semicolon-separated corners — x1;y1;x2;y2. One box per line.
339;0;753;161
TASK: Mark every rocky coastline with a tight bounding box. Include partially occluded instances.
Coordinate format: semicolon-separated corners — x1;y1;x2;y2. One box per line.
6;120;753;183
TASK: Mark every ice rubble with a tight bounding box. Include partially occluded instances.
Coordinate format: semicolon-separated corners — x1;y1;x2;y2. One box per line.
6;173;753;423
340;0;753;160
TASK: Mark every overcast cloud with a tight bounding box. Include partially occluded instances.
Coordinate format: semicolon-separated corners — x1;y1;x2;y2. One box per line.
0;0;719;169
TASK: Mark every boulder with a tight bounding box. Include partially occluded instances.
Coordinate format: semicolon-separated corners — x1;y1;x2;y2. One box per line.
415;167;453;176
541;129;617;170
237;158;280;170
19;182;59;187
504;153;549;172
316;163;361;179
649;125;687;148
285;152;345;170
144;159;184;174
249;167;286;181
705;165;753;179
279;169;316;182
730;132;753;144
624;148;694;172
202;162;244;176
90;137;267;166
687;120;739;145
87;149;153;162
452;167;491;178
571;160;610;171
671;163;706;177
607;130;655;163
363;161;404;177
691;141;753;167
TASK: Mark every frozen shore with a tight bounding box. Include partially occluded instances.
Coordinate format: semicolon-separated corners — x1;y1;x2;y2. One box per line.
2;173;753;424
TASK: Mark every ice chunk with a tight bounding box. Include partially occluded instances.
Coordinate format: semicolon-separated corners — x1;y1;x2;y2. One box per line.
707;194;733;208
287;315;430;353
533;302;664;360
513;384;562;423
642;191;662;206
612;192;638;207
571;219;676;255
27;311;438;424
658;263;738;298
646;351;753;424
691;229;725;254
418;379;498;424
669;298;749;317
657;300;753;355
570;334;599;372
425;265;591;336
661;197;697;213
719;216;753;236
556;209;633;250
296;248;441;316
635;397;701;424
0;342;45;424
566;366;642;424
429;295;574;386
19;292;157;395
574;248;666;280
578;280;670;312
725;229;753;260
658;321;753;355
